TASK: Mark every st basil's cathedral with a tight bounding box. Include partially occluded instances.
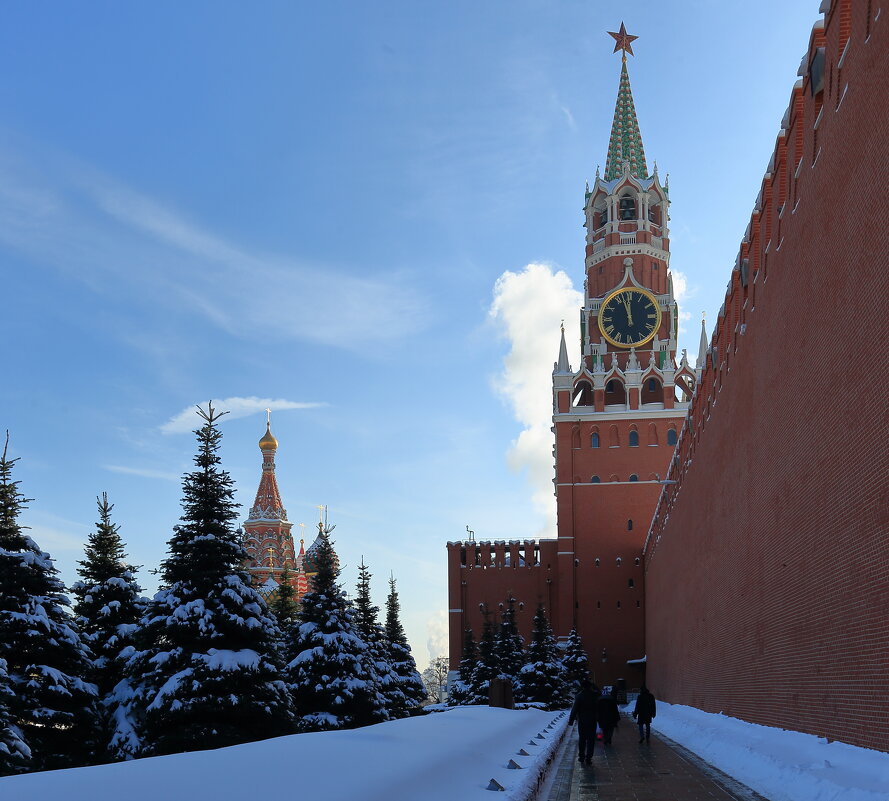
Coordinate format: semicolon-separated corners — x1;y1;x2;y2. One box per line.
241;416;330;601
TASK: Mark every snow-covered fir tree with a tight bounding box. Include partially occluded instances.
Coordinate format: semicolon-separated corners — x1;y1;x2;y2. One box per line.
561;627;591;692
268;566;299;627
493;595;525;700
447;627;478;706
383;575;427;715
124;405;292;757
469;607;498;704
352;558;396;719
285;523;387;731
71;493;145;760
518;604;568;709
0;657;30;776
0;433;98;771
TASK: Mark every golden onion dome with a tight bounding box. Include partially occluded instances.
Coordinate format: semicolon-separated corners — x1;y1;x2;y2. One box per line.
258;423;278;451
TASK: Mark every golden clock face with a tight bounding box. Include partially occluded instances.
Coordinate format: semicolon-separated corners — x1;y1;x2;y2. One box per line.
597;287;661;348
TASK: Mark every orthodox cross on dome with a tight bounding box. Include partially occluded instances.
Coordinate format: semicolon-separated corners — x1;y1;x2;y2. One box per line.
608;22;638;60
265;407;271;425
603;23;648;182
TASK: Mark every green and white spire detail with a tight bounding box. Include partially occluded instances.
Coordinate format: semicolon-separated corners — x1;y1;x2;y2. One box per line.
603;24;648;182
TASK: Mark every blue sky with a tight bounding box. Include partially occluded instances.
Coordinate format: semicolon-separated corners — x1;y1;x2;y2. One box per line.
2;1;818;664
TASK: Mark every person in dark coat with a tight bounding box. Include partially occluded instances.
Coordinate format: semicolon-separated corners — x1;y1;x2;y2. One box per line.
632;685;656;743
596;687;620;745
567;679;598;765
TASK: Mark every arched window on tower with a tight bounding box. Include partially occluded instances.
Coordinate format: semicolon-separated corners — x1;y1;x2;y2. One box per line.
619;194;636;220
629;474;639;482
641;376;663;406
627;519;633;530
628;430;639;447
573;380;594;407
648;423;659;446
591;430;600;448
609;425;620;448
591;475;601;483
667;428;678;446
605;379;627;408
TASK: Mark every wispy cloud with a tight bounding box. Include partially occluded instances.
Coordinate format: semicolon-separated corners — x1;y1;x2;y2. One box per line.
161;396;325;434
0;145;429;350
489;263;582;535
103;464;179;481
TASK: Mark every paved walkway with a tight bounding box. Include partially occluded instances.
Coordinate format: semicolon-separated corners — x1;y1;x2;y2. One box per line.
546;718;769;801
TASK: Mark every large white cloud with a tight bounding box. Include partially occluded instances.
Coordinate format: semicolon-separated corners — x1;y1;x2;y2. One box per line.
161;396;325;434
489;263;583;535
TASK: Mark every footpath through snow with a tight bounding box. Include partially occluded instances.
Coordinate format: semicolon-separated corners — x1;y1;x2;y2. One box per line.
1;706;568;801
632;699;889;801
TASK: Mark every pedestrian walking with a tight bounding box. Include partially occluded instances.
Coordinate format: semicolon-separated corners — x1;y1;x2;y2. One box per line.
632;684;656;743
596;687;620;745
568;678;598;765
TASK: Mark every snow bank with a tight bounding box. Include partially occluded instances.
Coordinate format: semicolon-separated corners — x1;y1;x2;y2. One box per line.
1;706;568;801
632;700;889;801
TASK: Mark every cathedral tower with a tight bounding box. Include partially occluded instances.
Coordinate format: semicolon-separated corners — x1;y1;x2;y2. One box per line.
242;416;308;600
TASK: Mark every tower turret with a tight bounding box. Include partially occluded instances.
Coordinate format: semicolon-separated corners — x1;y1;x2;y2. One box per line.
242;414;306;601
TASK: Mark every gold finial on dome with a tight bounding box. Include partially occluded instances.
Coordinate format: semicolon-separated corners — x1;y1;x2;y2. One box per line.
259;411;278;451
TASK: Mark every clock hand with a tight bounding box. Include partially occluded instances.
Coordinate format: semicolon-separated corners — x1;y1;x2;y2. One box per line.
623;297;634;326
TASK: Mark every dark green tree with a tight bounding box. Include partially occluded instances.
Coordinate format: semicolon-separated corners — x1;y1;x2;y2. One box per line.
447;627;477;706
71;493;145;760
0;657;30;775
125;405;292;757
0;433;98;772
561;627;591;691
353;558;396;719
518;604;568;708
268;566;299;627
493;595;525;699
383;575;427;714
469;607;498;704
286;523;387;731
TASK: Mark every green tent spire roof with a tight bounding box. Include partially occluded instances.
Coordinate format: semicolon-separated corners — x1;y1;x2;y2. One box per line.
603;57;648;181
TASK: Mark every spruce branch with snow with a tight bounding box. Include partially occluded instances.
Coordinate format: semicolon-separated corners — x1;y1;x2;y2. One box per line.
447;627;478;706
123;405;292;758
383;575;427;714
518;604;568;709
561;627;591;691
352;558;395;720
0;432;99;772
71;493;146;760
285;523;387;732
493;595;525;700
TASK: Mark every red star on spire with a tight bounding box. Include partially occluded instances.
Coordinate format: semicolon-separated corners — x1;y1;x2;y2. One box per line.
608;22;638;57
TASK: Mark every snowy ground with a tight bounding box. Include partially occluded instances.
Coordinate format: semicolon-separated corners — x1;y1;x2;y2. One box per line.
629;699;889;801
1;706;568;801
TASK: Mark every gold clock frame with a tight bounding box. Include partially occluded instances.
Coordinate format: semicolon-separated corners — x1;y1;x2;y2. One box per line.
596;286;662;348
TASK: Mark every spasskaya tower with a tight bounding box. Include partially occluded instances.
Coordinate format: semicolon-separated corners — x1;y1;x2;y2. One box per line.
447;24;701;685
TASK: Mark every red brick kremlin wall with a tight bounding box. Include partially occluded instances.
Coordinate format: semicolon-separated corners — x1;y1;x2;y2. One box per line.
643;2;889;752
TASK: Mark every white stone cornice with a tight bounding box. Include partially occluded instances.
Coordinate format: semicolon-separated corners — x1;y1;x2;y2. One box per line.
555;405;689;423
586;242;669;269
